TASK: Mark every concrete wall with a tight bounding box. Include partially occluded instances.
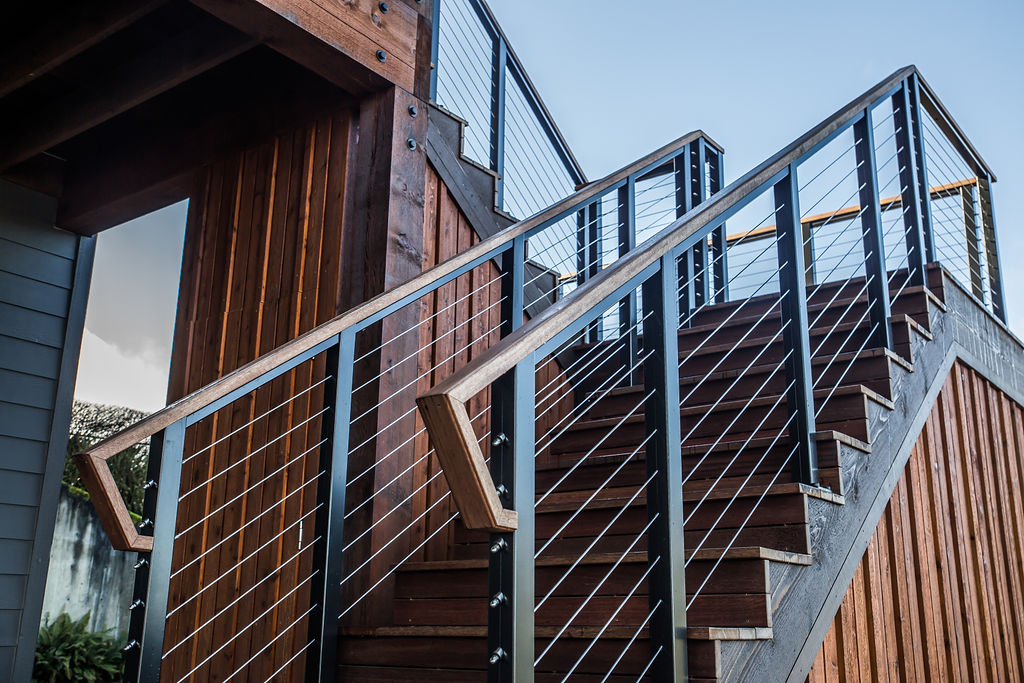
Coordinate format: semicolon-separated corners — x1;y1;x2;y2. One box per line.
40;487;134;638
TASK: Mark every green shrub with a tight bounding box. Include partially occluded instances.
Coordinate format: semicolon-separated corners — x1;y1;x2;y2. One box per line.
34;612;123;683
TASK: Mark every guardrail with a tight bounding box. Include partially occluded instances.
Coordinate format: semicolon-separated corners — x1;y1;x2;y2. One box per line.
74;130;719;682
416;65;1003;680
431;0;587;218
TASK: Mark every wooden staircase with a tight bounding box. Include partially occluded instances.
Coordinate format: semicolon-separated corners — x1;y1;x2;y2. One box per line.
336;270;945;681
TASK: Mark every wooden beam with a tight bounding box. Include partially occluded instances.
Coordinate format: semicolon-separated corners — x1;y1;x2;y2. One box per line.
191;0;418;94
0;19;256;173
0;0;169;99
56;49;351;234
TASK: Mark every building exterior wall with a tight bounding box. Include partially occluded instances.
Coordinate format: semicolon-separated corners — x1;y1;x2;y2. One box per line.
41;487;135;637
0;180;94;681
807;360;1024;681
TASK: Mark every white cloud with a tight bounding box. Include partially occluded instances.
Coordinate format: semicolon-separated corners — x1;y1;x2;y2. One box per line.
74;330;169;413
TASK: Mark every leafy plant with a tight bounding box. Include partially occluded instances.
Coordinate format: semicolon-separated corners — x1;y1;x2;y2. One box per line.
62;401;150;516
34;612;123;683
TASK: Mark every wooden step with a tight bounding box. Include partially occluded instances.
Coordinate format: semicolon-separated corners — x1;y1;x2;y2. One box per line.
553;384;890;451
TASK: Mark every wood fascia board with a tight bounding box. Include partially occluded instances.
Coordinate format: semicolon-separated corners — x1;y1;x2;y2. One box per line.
191;0;417;93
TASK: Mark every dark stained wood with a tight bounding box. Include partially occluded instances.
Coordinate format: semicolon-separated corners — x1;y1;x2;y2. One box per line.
806;361;1024;682
0;0;168;99
0;17;256;172
192;0;418;94
55;48;353;235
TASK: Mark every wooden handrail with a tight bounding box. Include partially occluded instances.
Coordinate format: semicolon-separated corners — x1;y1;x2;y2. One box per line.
417;65;937;532
75;129;717;550
725;177;978;245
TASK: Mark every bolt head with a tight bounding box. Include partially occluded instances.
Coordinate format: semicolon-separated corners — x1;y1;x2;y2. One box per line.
378;1;389;12
407;138;417;151
408;104;418;118
376;49;387;63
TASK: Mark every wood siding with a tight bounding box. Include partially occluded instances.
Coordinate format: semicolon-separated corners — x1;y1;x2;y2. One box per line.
808;360;1024;682
0;180;93;680
163;109;359;681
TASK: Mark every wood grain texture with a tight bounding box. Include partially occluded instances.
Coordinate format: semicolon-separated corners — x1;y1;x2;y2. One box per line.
806;361;1024;682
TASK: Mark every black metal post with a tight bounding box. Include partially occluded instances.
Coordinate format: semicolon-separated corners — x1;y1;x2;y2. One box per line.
488;239;532;683
674;151;694;328
892;80;927;289
907;74;935;264
773;166;818;485
977;174;1006;321
487;358;535;683
618;177;639;384
640;255;688;680
306;332;356;682
428;0;441;100
708;147;729;303
853;108;894;350
127;420;185;682
689;142;709;308
490;35;508;210
960;185;985;300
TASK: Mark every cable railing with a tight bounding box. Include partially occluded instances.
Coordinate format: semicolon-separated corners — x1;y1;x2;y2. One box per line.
431;0;587;217
72;130;718;682
417;65;1004;680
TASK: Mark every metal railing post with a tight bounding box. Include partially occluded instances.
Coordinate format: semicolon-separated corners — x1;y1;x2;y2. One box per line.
907;74;936;264
488;240;533;682
977;174;1006;321
773;167;818;485
429;0;441;100
959;184;985;300
892;80;927;289
853;108;894;350
640;255;688;680
126;420;185;682
618;176;639;383
674;150;694;327
690;142;709;308
490;35;508;210
577;202;601;342
708;146;729;302
306;333;356;682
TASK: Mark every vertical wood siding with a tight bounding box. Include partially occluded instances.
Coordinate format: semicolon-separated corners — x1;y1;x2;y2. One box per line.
807;360;1024;682
163;109;358;681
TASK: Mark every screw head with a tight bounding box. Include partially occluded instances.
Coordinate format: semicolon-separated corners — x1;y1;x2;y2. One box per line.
489;648;507;665
376;49;387;63
407;137;417;151
488;592;507;608
408;104;418;118
378;1;389;11
489;538;508;554
491;432;508;447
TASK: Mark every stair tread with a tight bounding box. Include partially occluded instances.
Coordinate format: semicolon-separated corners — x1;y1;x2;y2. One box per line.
535;482;843;513
538;429;870;473
687;626;774;641
340;625;646;639
565;383;892;433
398;546;810;573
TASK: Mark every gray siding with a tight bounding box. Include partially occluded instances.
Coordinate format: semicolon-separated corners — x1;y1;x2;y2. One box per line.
0;181;94;682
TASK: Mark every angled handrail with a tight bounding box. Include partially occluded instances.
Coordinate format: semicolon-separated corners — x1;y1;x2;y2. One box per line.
418;64;994;532
74;128;720;551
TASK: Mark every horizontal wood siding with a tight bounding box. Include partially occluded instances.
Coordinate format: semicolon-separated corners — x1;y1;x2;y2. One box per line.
0;180;92;680
807;360;1024;682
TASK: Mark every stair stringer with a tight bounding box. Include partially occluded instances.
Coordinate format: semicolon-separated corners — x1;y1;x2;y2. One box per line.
718;268;1024;682
425;103;559;318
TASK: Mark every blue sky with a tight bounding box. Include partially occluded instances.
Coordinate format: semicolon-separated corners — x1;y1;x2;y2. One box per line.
74;0;1024;411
